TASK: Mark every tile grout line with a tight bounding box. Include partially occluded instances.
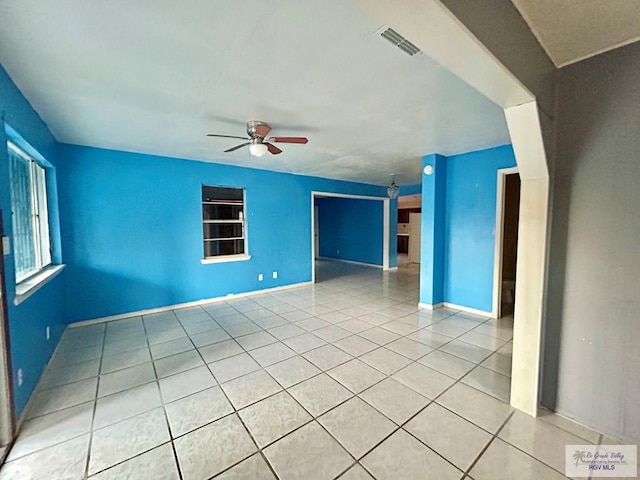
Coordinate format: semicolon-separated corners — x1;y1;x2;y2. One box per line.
80;320;170;478
5;301;507;473
82;314;216;477
77;314;188;478
2;330;107;464
481;406;603;478
21;330;94;391
16;334;104;419
139;300;504;476
195;301;416;478
455;358;511;403
207;296;353;479
82;323;107;479
208;324;357;478
186;305;284;480
212;304;480;477
348;333;516;476
461;409;516;477
57;354;493;478
6;269;523;479
141;309;185;480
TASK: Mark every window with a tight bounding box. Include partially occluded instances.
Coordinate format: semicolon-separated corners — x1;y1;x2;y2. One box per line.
202;185;246;258
8;142;52;282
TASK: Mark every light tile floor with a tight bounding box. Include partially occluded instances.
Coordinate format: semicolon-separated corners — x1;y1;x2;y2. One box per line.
0;260;620;479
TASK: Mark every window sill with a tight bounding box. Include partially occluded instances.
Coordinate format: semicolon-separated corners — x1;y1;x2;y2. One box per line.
201;254;251;265
14;264;65;306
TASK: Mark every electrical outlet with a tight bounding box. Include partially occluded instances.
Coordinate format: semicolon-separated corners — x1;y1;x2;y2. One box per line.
272;271;278;279
258;273;263;281
46;326;50;340
2;236;10;255
17;368;23;387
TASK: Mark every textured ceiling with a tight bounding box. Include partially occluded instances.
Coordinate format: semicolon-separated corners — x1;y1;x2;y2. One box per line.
511;0;640;67
0;0;510;186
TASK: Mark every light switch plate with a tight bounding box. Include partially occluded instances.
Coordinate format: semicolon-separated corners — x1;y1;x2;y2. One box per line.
2;236;10;255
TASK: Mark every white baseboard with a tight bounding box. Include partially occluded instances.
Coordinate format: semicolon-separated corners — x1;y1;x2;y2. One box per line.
317;257;382;269
418;302;444;310
69;281;313;328
550;407;631;444
442;302;493;318
418;301;492;318
384;266;399;272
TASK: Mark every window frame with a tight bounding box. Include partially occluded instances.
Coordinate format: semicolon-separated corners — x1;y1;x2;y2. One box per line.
7;141;52;283
201;185;250;263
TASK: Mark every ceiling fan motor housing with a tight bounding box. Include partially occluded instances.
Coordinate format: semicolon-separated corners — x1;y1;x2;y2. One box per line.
247;120;269;140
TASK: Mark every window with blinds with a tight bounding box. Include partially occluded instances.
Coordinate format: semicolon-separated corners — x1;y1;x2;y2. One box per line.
202;185;246;258
8;142;51;282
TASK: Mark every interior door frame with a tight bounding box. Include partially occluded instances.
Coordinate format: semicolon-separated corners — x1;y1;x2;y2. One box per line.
0;208;15;449
313;206;319;260
492;167;520;318
311;191;390;283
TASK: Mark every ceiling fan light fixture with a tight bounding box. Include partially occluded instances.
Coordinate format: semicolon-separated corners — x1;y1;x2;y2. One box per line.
387;175;399;199
249;143;268;157
208;121;308;156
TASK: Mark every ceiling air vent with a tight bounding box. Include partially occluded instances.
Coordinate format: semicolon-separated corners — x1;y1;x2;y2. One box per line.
379;27;421;56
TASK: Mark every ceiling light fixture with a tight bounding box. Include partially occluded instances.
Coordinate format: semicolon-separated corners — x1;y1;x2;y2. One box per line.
249;143;268;157
387;175;399;199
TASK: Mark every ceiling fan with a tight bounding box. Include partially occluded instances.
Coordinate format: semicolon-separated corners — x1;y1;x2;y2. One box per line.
207;120;308;157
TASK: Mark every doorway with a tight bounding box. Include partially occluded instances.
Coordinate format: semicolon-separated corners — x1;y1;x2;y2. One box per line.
493;168;521;318
397;194;421;268
0;208;15;457
313;206;319;260
311;192;390;284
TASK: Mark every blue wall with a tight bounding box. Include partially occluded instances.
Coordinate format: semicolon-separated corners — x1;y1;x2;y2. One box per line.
420;154;447;306
57;145;389;322
316;197;383;266
0;65;67;417
401;183;422;196
0;59;512;420
442;144;516;312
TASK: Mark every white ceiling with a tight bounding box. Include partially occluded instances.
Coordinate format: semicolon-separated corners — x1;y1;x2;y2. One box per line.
0;0;510;186
511;0;640;67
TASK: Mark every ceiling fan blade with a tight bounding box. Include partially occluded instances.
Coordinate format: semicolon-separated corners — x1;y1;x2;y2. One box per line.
224;142;251;153
269;136;308;144
207;134;250;140
254;124;271;138
265;142;283;155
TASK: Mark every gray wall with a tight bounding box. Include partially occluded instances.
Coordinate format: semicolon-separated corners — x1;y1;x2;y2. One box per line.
441;0;639;442
545;42;640;442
